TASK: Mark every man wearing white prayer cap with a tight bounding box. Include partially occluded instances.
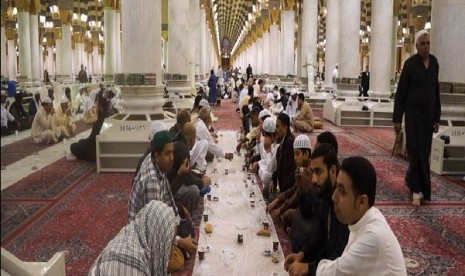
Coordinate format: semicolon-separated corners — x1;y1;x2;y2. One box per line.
31;96;59;144
286;89;299;120
393;29;441;207
53;97;76;138
257;117;279;193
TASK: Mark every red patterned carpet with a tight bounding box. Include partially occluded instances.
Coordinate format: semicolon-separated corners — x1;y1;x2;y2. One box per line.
1;119;92;167
1;97;464;275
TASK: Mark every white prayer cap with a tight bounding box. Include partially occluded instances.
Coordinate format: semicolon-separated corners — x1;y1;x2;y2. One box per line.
60;97;69;104
262;117;276;133
258;109;270;119
199;99;210;108
415;30;429;44
42;96;52;104
293;134;311;150
149;121;167;140
290;89;298;96
273;90;279;97
33;90;41;95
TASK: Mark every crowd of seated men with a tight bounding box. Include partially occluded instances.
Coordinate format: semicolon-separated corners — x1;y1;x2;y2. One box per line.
88;77;407;275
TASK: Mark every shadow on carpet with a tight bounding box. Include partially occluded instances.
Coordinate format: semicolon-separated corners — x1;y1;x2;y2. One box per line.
1;119;92;167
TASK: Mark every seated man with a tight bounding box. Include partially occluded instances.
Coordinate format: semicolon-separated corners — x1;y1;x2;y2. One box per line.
170;122;211;214
89;200;178;276
236;106;262;154
267;134;312;229
53;98;76;138
1;91;20;136
31;96;59;144
264;113;295;201
257;117;279;189
129;129;197;256
28;91;41;117
195;107;234;162
292;93;316;133
285;143;349;276
83;90;98;124
317;157;407;275
9;93;31;130
74;87;87;113
169;109;191;140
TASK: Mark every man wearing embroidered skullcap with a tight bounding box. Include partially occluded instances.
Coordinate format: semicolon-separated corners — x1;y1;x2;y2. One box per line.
393;29;441;207
31;96;59;144
267;134;312;228
53;97;76;138
129;128;198;257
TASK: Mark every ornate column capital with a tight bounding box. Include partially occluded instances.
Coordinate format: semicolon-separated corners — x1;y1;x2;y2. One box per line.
103;0;117;10
5;28;16;40
15;0;31;13
29;0;40;15
282;0;295;11
60;9;72;25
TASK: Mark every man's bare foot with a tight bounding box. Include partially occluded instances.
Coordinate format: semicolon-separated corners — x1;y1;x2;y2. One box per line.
411;198;421;207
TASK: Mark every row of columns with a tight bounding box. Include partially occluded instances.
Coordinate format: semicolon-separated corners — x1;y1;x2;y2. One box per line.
235;0;464;98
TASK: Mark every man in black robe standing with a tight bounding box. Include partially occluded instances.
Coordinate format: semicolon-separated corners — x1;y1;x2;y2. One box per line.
393;30;441;207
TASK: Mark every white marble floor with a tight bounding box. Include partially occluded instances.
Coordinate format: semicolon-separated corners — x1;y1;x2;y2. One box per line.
0;116;92;191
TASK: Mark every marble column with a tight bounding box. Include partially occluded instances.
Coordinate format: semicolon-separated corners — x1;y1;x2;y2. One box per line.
262;30;270;75
189;0;201;90
269;25;279;75
115;10;121;73
324;0;339;90
92;45;99;76
281;10;294;77
167;0;190;79
256;37;263;75
7;39;17;80
431;0;465;83
29;14;40;84
55;38;63;75
104;7;116;79
200;9;207;77
46;47;54;77
277;28;282;76
121;0;162;86
337;0;360;96
300;0;318;93
391;17;397;81
61;24;73;78
368;0;393;98
339;0;360;79
1;27;7;78
18;11;32;82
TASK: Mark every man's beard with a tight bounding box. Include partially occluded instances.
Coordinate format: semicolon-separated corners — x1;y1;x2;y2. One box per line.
316;175;332;199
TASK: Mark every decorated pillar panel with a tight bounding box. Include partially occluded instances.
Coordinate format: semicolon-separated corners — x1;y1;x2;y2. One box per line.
269;25;279;75
324;0;339;89
338;0;361;79
46;47;54;77
256;37;263;75
115;11;121;73
56;38;63;75
200;9;207;76
300;0;318;80
29;14;40;82
431;0;465;83
62;24;73;76
7;39;16;80
369;0;394;98
167;0;190;77
121;0;162;84
104;8;116;75
18;10;32;81
1;27;7;77
262;30;270;75
281;10;294;76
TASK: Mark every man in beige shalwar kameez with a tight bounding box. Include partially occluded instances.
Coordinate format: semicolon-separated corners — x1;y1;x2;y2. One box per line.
292;93;316;133
31;96;58;144
53;98;76;138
